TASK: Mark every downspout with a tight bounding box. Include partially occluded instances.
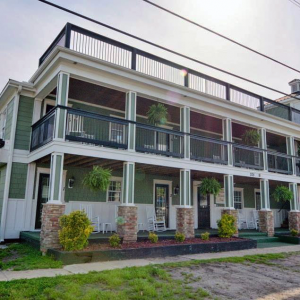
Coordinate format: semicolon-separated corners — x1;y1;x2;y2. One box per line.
0;86;21;242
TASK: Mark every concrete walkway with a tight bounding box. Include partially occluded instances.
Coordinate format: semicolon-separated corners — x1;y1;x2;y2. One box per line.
1;245;300;282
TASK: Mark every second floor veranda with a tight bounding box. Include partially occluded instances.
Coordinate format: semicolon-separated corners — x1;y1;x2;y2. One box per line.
30;77;300;177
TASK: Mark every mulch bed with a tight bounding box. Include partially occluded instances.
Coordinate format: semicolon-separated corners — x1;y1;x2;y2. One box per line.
83;237;244;251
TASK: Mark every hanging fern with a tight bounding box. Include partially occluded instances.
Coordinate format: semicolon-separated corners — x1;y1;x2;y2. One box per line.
272;185;293;202
241;129;260;146
82;166;112;192
200;178;221;196
147;103;168;126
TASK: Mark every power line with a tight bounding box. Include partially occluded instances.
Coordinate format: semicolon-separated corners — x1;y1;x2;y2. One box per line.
142;0;300;74
37;0;298;101
289;0;300;8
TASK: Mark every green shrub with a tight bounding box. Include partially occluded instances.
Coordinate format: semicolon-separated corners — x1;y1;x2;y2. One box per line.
200;177;221;196
242;129;260;146
147;103;168;126
201;232;210;241
82;166;112;192
291;229;298;237
175;232;185;243
217;214;237;238
109;234;121;248
59;211;94;251
148;232;158;243
272;185;293;203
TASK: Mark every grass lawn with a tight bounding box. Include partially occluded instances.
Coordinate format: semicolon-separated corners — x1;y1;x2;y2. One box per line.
0;243;62;271
0;252;293;300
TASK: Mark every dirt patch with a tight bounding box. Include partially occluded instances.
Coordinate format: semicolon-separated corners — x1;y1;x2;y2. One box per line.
169;255;300;300
82;237;243;251
1;251;21;264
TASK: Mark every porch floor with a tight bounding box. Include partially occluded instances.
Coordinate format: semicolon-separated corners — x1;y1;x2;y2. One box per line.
19;228;292;249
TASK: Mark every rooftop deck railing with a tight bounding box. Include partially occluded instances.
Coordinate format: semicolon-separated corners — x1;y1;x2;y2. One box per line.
39;23;300;126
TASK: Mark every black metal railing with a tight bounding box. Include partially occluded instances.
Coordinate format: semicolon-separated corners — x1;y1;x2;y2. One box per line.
65;107;128;149
190;135;228;164
233;144;264;170
136;124;184;158
30;107;56;151
38;23;300;126
267;151;293;175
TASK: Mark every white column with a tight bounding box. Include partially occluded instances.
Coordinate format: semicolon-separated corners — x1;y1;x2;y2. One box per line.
287;136;296;175
260;178;270;210
180;106;190;160
122;162;135;205
259;128;268;171
223;118;233;166
289;183;299;211
224;174;234;209
54;72;69;141
125;91;137;151
180;169;191;207
48;152;64;203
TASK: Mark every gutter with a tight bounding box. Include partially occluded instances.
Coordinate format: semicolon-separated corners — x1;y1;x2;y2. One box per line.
0;86;21;241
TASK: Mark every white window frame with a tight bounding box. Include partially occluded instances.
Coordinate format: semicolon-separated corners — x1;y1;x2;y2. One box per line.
109;115;126;144
106;177;122;203
234;188;244;210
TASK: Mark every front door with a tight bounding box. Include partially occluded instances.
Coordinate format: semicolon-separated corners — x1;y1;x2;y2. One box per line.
255;191;261;210
198;187;211;228
35;174;50;229
155;184;169;228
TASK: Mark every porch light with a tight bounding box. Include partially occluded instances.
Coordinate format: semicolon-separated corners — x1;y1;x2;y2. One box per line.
68;176;75;188
174;184;180;195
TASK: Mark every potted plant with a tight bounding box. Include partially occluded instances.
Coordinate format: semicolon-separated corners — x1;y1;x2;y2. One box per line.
272;185;293;203
82;166;112;192
199;177;221;196
241;129;260;146
146;103;168;126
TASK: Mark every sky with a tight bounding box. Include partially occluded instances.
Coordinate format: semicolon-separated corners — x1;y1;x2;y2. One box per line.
0;0;300;100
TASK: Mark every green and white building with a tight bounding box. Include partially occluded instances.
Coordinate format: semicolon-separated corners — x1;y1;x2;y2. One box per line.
0;23;300;245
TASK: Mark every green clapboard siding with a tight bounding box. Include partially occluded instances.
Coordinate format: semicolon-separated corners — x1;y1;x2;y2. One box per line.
14;96;34;150
4;98;14;140
64;166;180;205
0;165;7;224
9;163;28;199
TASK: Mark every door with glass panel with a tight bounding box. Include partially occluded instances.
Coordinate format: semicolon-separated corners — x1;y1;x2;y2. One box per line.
155;184;169;227
197;187;210;228
35;174;50;229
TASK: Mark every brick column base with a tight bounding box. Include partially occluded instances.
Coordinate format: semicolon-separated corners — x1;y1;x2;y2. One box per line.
117;205;138;243
40;203;65;253
222;209;238;237
258;210;274;237
176;207;195;238
289;211;300;232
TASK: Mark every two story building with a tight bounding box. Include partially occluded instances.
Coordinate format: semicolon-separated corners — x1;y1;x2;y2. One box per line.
1;23;300;250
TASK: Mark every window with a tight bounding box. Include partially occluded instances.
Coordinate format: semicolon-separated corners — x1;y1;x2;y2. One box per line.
110;122;126;144
234;190;243;209
107;180;122;202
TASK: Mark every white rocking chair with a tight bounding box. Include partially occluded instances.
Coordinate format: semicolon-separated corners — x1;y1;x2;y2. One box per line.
80;204;101;233
253;210;259;230
146;207;166;232
238;210;248;230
